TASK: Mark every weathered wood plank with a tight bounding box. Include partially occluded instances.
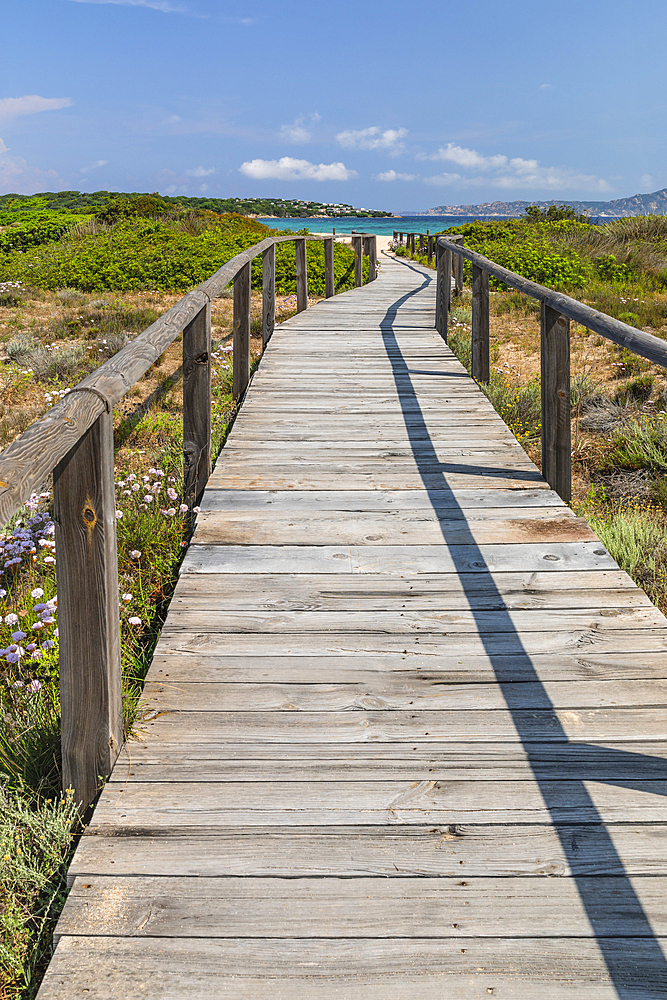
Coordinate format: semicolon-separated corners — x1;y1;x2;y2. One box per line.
182;302;211;508
112;739;667;779
180;541;617;575
148;649;667;684
201;488;564;510
54;410;122;809
141;677;667;712
158;606;664;636
37;935;667;1000
133;707;667;743
56;874;667;938
69;823;667;878
192;510;594;546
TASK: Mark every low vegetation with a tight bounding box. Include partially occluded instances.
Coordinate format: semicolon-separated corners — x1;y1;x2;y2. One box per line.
0;204;365;294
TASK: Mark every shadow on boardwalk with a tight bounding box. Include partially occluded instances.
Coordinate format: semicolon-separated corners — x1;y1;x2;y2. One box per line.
382;257;667;998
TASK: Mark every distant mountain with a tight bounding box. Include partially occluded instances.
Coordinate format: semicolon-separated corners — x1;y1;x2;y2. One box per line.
418;188;667;219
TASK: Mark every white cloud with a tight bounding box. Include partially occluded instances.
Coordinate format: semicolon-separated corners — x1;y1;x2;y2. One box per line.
0;95;72;122
239;157;356;182
422;143;611;193
185;165;216;177
539;83;553;90
80;159;108;173
0;137;66;193
424;172;463;186
67;0;189;11
422;143;508;169
640;174;655;191
375;170;416;182
336;126;407;154
279;113;321;145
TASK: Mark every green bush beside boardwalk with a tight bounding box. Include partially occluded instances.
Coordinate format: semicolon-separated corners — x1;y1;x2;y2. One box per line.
0;209;363;294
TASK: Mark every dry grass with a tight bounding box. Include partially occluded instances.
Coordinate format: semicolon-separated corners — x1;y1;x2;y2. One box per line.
0;288;307;451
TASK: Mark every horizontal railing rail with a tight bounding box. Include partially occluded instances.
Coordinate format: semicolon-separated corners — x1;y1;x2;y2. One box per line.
393;228;667;505
0;230;377;811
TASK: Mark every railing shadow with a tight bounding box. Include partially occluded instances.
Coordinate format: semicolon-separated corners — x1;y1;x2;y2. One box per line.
382;256;667;995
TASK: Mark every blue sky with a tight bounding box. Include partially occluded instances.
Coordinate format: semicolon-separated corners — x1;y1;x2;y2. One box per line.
1;0;665;211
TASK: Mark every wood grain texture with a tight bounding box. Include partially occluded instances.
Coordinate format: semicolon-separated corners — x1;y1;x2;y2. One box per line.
261;242;275;347
233;260;251;400
182;302;211;508
54;411;122;810
472;263;490;383
55;874;667;937
542;303;572;501
295;238;308;312
323;237;334;298
37;935;667;1000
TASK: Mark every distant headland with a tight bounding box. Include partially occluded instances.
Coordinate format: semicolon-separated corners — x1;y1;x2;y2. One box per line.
403;187;667;219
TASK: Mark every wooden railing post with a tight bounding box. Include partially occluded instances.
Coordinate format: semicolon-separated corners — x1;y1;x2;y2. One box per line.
54;408;122;812
427;235;434;266
233;260;251;400
435;240;451;341
324;237;335;297
183;302;211;508
353;235;363;286
419;234;425;255
393;230;397;242
262;242;275;347
472;264;490;384
541;304;571;501
368;235;377;281
453;236;464;296
295;238;308;312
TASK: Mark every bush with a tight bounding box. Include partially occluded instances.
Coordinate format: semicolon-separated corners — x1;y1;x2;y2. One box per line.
0;215;362;295
0;212;86;253
602;415;667;472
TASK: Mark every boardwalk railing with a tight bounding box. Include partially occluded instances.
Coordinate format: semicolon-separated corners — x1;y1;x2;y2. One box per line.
395;228;667;504
0;231;377;811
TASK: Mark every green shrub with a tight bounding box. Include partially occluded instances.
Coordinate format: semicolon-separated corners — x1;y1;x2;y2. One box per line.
0;212;86;252
602;415;667;472
0;789;79;997
586;506;667;591
0;215;361;295
615;374;655;404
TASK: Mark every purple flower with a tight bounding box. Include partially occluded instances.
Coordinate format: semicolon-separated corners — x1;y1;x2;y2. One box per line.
4;613;18;625
128;616;142;625
27;679;42;693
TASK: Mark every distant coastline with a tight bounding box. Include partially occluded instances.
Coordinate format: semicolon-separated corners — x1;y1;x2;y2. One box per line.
404;186;667;219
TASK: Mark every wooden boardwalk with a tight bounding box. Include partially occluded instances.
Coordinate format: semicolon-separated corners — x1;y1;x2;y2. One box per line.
40;252;667;998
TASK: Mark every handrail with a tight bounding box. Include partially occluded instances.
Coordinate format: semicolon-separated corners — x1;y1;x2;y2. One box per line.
393;228;667;506
0;229;377;811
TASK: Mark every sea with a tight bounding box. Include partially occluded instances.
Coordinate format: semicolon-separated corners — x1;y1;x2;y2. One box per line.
256;216;509;235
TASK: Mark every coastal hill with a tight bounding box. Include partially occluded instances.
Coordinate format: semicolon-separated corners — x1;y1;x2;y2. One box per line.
420;187;667;218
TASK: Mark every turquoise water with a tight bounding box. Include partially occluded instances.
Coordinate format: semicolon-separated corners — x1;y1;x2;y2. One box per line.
256;215;508;235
